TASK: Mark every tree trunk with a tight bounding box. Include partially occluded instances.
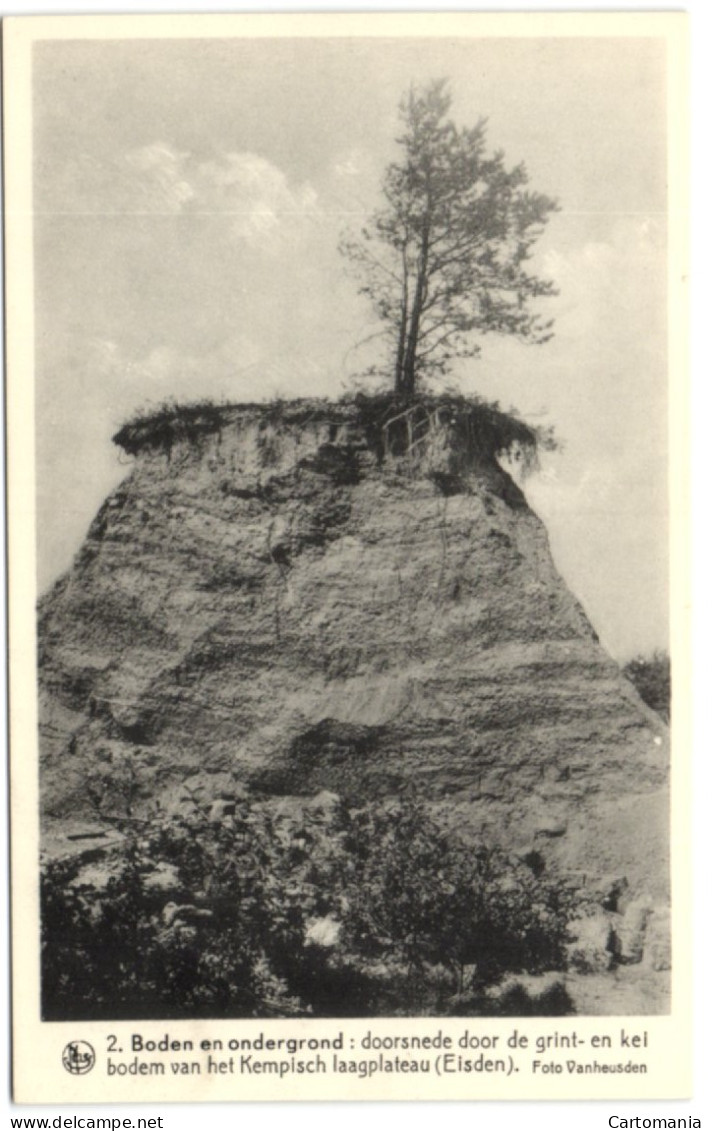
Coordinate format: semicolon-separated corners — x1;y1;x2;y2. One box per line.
402;263;427;399
394;240;410;398
401;204;431;401
394;286;408;397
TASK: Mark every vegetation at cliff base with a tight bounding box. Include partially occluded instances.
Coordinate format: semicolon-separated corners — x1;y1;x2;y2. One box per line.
622;651;671;723
42;795;577;1020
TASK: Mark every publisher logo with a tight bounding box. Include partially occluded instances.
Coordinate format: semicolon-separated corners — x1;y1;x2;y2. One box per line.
62;1041;96;1075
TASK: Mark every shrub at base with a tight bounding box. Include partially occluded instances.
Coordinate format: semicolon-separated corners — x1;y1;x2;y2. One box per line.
41;794;580;1019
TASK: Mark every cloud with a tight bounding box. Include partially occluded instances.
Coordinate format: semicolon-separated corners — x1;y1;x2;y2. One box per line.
47;145;194;216
193;151;319;248
39;330;344;432
123;143;195;211
45;142;320;252
67;333;268;417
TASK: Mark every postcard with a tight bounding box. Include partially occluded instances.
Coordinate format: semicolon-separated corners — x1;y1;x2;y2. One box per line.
4;11;690;1103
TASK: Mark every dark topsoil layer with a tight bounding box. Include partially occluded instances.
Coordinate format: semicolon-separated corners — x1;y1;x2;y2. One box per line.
112;392;555;468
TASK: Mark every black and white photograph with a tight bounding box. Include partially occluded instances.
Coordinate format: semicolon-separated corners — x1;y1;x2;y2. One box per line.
4;11;691;1105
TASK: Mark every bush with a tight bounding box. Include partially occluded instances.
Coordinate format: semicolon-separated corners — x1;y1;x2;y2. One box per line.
338;803;575;999
41;794;578;1020
623;650;670;723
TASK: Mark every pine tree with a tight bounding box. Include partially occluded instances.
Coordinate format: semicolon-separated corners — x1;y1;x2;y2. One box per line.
341;80;559;400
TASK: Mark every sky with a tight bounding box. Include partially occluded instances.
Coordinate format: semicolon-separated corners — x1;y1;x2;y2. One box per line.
32;32;669;660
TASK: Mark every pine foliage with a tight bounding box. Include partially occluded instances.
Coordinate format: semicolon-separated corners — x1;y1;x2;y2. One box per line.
341;79;559;398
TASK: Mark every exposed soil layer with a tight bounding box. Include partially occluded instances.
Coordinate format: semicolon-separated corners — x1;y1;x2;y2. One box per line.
39;399;669;933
